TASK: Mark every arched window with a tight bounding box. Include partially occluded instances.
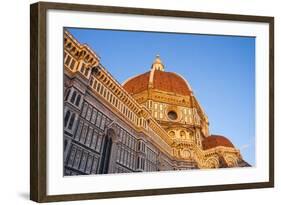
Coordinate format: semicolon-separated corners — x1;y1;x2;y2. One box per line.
64;140;68;151
65;89;70;101
68;113;75;130
70;91;77;103
99;135;113;174
80;63;85;73
75;95;81;106
65;55;71;65
137;157;140;169
84;68;89;76
100;85;104;94
64;110;70;127
93;80;97;89
70;60;76;70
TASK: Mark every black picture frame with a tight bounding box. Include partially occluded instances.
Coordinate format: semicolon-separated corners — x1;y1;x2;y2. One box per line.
30;1;274;202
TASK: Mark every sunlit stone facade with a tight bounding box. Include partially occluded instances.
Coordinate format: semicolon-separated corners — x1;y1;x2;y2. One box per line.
63;30;250;176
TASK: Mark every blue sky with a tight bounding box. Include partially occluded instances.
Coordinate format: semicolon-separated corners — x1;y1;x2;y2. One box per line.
67;28;255;166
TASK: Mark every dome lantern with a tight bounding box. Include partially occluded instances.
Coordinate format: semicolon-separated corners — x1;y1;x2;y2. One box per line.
151;54;165;71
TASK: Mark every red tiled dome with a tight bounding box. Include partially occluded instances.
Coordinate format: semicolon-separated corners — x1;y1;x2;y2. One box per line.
202;135;235;150
123;70;192;96
123;71;150;95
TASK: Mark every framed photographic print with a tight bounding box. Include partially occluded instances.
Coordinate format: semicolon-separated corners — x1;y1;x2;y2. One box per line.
30;1;274;202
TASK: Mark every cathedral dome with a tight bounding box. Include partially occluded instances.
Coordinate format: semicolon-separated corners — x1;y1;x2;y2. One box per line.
202;135;235;150
123;55;192;96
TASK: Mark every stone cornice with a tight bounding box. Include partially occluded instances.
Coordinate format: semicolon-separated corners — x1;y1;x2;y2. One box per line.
64;30;100;67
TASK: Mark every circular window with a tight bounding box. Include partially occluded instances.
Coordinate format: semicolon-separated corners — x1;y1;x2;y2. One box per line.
169;131;175;137
180;130;186;137
168;111;178;120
